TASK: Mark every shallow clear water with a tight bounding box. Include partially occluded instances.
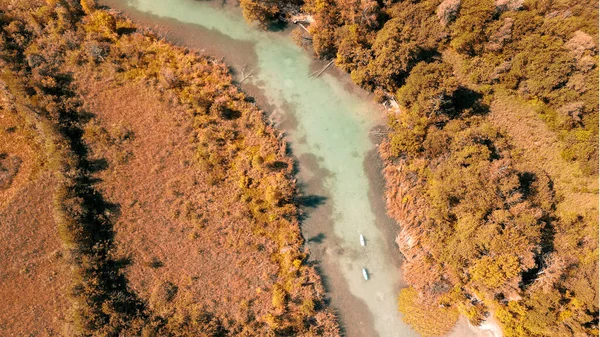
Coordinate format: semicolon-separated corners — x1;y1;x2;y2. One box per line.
112;1;420;336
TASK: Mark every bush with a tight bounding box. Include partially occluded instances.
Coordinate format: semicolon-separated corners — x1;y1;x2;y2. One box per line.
398;287;459;337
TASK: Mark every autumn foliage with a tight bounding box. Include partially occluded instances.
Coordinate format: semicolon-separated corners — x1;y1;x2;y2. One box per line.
240;0;598;335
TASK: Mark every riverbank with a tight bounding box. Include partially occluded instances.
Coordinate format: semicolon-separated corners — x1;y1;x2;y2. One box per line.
99;1;415;336
99;1;504;336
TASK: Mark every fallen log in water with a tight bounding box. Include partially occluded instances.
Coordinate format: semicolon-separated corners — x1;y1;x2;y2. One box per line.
309;60;334;78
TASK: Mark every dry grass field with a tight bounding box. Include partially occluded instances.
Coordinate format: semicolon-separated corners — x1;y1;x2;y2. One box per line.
0;77;71;336
76;73;281;323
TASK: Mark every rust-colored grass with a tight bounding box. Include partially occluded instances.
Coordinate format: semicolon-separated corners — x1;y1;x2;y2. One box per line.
0;172;70;337
0;87;70;337
76;73;279;321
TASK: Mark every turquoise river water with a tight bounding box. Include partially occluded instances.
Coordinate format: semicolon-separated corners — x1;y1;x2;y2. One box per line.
101;1;485;336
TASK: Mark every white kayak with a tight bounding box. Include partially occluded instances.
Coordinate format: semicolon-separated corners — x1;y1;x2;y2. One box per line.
359;234;366;246
362;268;369;280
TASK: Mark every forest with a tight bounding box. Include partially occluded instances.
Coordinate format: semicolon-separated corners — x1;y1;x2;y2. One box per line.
239;0;599;336
0;0;339;336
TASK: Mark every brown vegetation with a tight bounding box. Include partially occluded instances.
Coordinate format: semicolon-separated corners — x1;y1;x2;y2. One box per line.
0;1;339;336
0;79;70;336
398;287;459;337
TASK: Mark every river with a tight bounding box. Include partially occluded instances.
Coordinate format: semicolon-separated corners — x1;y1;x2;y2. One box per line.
99;1;487;336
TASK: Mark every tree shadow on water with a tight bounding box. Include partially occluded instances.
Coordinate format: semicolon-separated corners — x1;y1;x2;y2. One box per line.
297;194;328;221
297;194;327;208
266;20;288;32
307;233;326;244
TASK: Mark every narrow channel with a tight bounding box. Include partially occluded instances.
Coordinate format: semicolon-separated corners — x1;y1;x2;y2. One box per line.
101;1;433;336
